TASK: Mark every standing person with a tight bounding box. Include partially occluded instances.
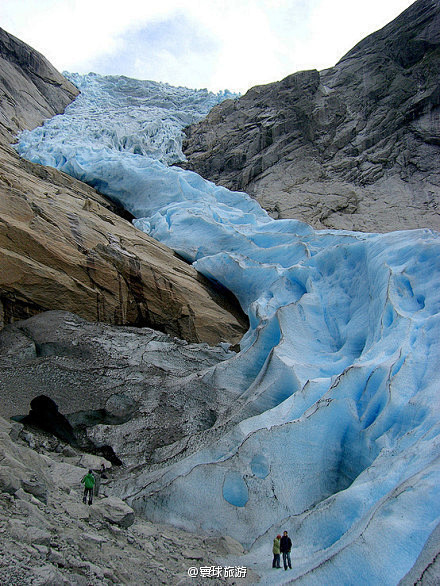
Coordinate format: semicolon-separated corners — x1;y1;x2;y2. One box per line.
81;469;95;505
94;463;107;497
280;530;292;570
272;534;281;568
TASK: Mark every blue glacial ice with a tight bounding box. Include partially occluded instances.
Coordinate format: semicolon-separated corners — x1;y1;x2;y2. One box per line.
16;73;440;584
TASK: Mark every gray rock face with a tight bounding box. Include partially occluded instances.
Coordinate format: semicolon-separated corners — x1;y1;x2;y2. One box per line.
180;0;440;232
0;311;239;465
91;497;135;529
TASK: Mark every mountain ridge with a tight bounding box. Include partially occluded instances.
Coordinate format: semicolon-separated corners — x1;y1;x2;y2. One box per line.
0;26;79;144
179;0;440;232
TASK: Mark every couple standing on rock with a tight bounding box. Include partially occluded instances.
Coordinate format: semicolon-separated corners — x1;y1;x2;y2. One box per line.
81;464;107;505
272;531;292;571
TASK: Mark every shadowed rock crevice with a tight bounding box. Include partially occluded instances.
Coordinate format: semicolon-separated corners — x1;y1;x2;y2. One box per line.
20;395;77;445
15;394;123;465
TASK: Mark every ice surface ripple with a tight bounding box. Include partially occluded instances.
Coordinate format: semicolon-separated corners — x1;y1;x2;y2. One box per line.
16;73;440;585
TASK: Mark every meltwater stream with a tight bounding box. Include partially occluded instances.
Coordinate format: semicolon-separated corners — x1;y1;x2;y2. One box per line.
16;73;440;584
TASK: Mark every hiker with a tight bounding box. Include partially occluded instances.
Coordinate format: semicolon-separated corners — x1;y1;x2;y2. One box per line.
272;534;281;568
81;469;95;505
94;463;108;497
280;530;292;570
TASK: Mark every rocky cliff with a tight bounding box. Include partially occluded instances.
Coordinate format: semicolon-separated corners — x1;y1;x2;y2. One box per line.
0;28;247;344
180;0;440;232
0;27;79;144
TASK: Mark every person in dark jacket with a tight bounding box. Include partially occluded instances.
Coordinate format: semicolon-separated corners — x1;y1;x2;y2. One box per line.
272;534;281;568
94;463;108;497
280;530;292;570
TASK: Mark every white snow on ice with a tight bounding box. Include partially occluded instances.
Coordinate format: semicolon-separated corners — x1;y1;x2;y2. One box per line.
16;73;440;584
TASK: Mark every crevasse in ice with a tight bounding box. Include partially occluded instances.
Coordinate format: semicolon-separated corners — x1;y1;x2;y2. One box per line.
22;72;237;165
16;73;440;584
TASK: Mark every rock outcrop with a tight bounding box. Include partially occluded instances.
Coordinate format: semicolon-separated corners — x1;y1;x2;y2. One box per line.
0;311;239;465
0;27;79;144
0;28;247;344
180;0;440;232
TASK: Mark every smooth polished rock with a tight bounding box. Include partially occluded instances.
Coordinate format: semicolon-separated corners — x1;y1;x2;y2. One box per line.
0;143;247;343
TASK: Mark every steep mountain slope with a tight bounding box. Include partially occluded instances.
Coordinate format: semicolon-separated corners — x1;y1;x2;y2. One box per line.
0;27;79;144
180;0;440;232
0;28;247;344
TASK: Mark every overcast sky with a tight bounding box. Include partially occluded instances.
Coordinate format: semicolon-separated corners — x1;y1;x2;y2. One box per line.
1;0;415;93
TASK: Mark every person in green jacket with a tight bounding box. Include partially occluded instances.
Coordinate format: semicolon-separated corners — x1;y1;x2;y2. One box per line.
272;534;281;568
81;469;95;505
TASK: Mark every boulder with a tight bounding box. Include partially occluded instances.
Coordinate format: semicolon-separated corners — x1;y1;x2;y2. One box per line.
46;460;87;493
61;501;90;521
91;496;135;528
78;454;111;471
206;535;245;556
20;475;48;504
0;421;51;501
8;519;51;546
0;467;20;495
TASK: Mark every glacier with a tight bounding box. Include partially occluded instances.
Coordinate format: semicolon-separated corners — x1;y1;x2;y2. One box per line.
16;73;440;584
